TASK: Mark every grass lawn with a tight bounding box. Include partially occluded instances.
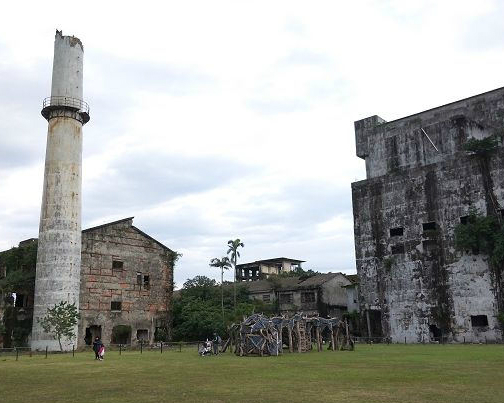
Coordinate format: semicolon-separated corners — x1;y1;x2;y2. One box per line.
1;344;503;403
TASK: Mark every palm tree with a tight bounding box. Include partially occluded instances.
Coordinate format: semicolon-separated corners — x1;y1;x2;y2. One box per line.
227;238;244;312
209;257;231;322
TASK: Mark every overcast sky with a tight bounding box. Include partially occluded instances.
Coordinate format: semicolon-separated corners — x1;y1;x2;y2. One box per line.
1;1;504;287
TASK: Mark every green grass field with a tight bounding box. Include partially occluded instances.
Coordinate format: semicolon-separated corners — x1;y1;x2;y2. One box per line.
1;344;503;403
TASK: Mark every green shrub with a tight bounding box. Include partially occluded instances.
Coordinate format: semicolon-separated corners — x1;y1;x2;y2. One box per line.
463;136;498;154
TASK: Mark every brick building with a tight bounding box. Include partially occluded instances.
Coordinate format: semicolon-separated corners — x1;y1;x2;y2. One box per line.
79;217;174;347
1;217;175;347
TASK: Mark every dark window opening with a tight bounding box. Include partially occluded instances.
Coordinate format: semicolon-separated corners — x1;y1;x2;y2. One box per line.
390;227;404;237
301;292;316;303
143;275;150;289
501;209;504;219
279;293;293;304
422;239;438;252
136;272;142;287
471;315;488;327
154;327;168;342
112;260;123;270
429;324;441;340
391;244;405;255
14;293;25;308
460;216;469;225
262;294;270;302
423;222;436;231
136;329;149;342
84;325;102;345
368;310;383;338
111;301;122;311
111;325;131;345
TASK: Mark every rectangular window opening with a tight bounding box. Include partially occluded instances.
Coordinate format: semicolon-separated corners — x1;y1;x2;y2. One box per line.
111;301;122;311
143;275;150;289
136;272;142;287
391;244;405;255
262;294;270;302
390;227;404;237
471;315;488;327
301;292;316;303
279;293;293;304
422;222;437;231
460;216;469;225
14;294;25;308
112;260;124;270
422;239;438;252
137;329;149;342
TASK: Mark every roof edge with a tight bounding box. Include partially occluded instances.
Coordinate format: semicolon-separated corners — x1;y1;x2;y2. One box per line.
131;226;173;252
82;217;134;233
366;85;504;127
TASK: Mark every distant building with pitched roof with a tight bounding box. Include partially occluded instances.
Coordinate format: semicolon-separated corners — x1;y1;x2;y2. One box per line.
245;272;354;318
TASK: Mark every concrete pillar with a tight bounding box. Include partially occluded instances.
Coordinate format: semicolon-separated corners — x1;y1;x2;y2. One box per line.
31;30;90;351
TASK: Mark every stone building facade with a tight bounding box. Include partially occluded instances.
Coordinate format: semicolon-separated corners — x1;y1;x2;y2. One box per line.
79;217;174;347
352;87;504;343
0;217;175;348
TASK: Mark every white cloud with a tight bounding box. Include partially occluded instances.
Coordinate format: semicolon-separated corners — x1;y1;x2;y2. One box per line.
1;0;504;286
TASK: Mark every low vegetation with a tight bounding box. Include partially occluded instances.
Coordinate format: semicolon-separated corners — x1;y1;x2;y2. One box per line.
454;207;504;266
171;276;276;341
1;345;504;403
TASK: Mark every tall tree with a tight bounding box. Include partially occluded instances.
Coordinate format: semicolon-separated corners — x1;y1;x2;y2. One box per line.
227;238;244;311
209;257;231;322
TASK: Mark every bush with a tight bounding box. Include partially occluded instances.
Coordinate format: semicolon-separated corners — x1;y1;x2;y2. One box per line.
463;136;498;155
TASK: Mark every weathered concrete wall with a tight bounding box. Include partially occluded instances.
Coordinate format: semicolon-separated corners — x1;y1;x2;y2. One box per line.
320;274;351;307
32;31;86;351
51;32;83;100
78;219;173;347
352;87;504;343
355;88;504;179
345;286;359;313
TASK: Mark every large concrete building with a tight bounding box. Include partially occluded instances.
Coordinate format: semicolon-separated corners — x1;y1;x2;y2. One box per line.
0;218;175;348
352;87;504;343
32;30;90;350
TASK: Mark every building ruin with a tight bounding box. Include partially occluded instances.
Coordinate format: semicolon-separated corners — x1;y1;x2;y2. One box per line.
0;218;175;348
352;87;504;343
236;258;304;281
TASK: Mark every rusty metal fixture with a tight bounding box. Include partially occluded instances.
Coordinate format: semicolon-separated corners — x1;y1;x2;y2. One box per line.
41;96;90;124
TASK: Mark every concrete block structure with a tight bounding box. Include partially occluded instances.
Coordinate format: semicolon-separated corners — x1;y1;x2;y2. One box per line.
352;87;504;343
31;31;90;351
236;258;304;281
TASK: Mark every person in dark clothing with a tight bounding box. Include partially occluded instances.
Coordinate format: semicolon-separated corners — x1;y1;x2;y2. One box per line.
212;332;221;355
92;337;103;360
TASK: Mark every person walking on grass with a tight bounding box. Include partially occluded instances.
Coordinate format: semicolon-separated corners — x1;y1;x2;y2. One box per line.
98;343;105;361
93;337;103;360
